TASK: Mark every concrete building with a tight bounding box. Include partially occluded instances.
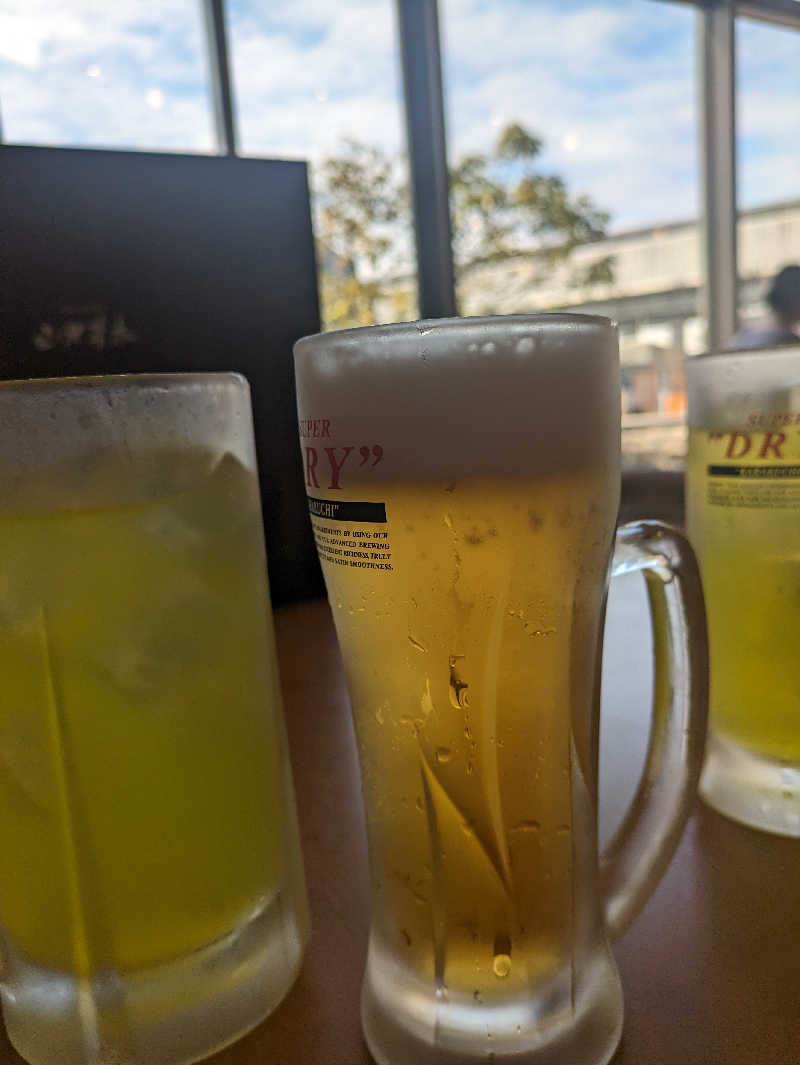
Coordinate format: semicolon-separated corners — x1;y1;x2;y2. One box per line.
457;198;800;358
455;199;800;472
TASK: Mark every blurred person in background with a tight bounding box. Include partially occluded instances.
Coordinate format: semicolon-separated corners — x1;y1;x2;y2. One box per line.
730;264;800;350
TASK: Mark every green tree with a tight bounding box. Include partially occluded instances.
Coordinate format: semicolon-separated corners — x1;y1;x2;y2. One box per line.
313;138;414;329
314;123;614;329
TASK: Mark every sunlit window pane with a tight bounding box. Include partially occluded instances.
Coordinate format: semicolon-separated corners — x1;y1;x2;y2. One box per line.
229;0;418;329
440;0;699;476
735;16;800;347
0;0;215;152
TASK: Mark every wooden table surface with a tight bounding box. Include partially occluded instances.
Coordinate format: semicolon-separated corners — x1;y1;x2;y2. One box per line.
3;581;799;1065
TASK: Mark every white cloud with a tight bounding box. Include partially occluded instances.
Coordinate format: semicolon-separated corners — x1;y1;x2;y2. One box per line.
439;0;700;229
0;0;797;233
0;0;214;151
736;18;800;210
229;0;406;160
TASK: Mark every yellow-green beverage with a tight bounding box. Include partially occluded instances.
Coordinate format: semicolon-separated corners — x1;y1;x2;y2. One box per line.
0;435;307;1064
312;467;615;998
686;427;800;761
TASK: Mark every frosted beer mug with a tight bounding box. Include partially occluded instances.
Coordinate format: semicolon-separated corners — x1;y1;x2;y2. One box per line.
0;375;309;1065
686;347;800;836
294;315;708;1065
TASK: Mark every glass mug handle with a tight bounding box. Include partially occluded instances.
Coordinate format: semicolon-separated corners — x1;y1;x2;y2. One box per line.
600;520;709;939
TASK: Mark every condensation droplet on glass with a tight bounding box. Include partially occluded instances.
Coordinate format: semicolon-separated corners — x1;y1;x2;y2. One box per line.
435;747;452;764
556;824;570;835
516;336;534;354
448;655;469;709
515;820;540;833
481;341;496;354
421;678;434;718
415;796;424;813
466;760;474;775
493;954;511;978
408;634;428;653
375;705;385;725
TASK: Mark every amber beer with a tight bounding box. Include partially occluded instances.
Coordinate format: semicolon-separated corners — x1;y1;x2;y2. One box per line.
317;471;615;994
295;319;619;998
297;316;710;1065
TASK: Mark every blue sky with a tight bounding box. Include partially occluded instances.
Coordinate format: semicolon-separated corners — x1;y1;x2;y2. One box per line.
0;0;797;233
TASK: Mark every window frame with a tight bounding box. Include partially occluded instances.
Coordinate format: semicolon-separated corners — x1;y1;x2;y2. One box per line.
1;0;798;341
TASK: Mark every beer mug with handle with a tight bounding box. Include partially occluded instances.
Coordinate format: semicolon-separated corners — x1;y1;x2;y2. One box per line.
0;374;309;1065
294;315;708;1065
687;346;800;837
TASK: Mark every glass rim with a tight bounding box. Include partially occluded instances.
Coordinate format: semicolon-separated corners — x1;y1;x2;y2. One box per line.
294;312;616;356
0;371;248;393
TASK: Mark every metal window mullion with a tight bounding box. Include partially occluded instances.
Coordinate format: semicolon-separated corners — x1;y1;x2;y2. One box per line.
736;0;800;30
652;1;800;32
396;0;457;320
202;0;238;156
698;0;738;352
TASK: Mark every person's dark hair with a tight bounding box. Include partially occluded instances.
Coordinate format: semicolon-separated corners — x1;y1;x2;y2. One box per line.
767;264;800;319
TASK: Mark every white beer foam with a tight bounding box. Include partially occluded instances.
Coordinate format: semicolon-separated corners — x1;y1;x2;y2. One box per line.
294;315;620;482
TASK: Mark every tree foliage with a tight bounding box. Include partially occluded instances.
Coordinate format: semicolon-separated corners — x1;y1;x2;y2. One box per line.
314;122;614;329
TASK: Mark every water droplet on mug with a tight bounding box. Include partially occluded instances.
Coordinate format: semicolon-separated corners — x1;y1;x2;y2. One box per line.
435;747;452;764
408;634;428;653
514;820;540;833
448;655;470;709
493;954;511;978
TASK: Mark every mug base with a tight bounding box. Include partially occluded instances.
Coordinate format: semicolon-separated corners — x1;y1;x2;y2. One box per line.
361;941;623;1065
700;732;800;838
1;887;307;1065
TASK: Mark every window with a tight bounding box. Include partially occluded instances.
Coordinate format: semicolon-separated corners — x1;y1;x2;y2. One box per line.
228;0;418;329
440;0;699;474
2;1;799;427
735;15;800;337
0;0;215;152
